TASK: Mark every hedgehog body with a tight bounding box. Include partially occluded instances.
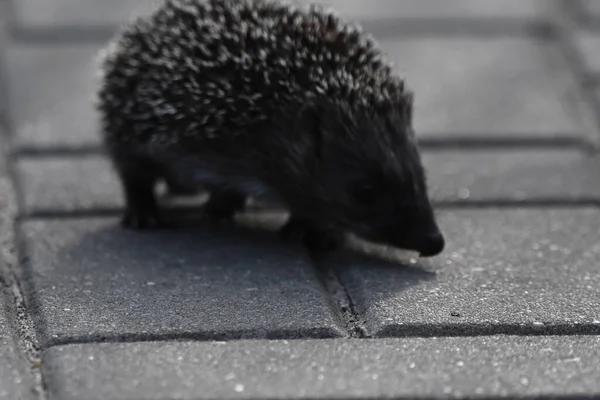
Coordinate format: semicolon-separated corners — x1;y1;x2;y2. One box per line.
97;0;445;258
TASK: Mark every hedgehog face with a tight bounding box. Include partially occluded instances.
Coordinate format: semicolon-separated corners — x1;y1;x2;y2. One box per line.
293;101;444;257
338;163;444;258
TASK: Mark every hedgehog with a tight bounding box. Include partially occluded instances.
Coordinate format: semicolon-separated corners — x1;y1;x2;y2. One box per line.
96;0;445;259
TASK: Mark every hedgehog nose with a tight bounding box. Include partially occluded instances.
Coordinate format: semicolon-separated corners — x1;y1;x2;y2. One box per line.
418;233;445;257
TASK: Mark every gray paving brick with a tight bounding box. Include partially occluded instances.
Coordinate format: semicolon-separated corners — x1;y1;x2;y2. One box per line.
0;292;35;400
334;208;600;337
379;37;581;139
423;149;600;202
21;217;345;346
6;43;104;149
16;149;600;214
14;0;156;28
16;157;122;214
43;336;600;400
574;30;600;73
299;0;547;21
0;127;34;400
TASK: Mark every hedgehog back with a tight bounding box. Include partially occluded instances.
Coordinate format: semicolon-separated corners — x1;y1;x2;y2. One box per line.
97;0;406;147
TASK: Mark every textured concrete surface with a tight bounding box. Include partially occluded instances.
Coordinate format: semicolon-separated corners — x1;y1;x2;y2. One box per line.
13;0;156;28
5;44;103;149
43;337;600;400
0;131;34;399
0;292;34;400
298;0;549;21
424;149;600;202
2;0;600;399
21;217;345;347
333;209;600;337
380;37;581;139
16;157;121;213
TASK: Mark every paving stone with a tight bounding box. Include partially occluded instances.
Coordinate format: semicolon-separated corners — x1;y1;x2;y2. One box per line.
16;157;122;214
6;43;104;149
0;292;35;400
423;149;600;203
574;30;600;73
13;0;156;28
16;149;600;214
379;37;580;139
0;123;34;400
334;208;600;337
298;0;547;21
43;336;600;400
21;216;345;346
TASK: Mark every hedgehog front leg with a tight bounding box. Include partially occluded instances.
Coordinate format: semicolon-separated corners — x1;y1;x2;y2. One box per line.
114;156;163;230
280;216;346;260
303;226;346;261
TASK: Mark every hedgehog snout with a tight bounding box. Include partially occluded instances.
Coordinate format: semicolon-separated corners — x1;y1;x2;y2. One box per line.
415;231;445;257
379;220;445;257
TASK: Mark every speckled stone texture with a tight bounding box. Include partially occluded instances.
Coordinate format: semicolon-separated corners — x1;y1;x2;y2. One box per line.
13;0;156;28
21;216;345;347
0;292;35;400
16;157;121;213
297;0;548;20
42;336;600;400
5;44;104;149
332;208;600;337
380;37;581;140
0;129;34;398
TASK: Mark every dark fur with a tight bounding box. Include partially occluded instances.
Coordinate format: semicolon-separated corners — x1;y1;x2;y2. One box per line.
96;0;445;258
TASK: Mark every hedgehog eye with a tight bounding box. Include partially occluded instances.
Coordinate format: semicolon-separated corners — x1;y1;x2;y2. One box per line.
351;183;377;205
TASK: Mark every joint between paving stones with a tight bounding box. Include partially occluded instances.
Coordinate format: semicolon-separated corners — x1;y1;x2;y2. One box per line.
42;327;345;349
1;26;47;396
1;152;46;400
375;323;600;339
312;264;368;339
